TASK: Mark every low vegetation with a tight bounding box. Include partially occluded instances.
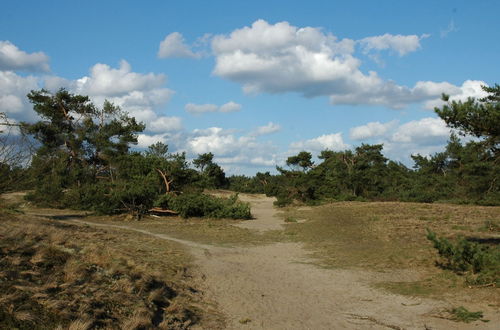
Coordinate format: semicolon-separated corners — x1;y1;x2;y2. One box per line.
427;229;499;286
0;206;221;329
154;193;251;219
281;201;499;304
448;306;487;323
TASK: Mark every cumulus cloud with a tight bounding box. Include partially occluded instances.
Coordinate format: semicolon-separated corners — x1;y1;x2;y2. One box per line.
219;101;242;112
188;127;254;154
423;80;489;110
137;133;169;149
73;60;166;96
0;71;41;121
43;60;177;133
290;133;349;152
251;122;281;136
329;79;488;109
185;103;218;114
0;41;50;72
158;32;200;59
185;101;241;114
210;19;478;109
347;117;456;165
148;116;182;133
350;120;397;140
359;33;429;56
391;117;450;145
174;126;279;173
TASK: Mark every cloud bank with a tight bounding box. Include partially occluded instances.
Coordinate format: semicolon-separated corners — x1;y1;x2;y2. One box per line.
210;20;484;109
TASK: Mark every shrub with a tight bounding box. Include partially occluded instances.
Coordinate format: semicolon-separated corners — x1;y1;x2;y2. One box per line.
274;192;293;207
155;193;251;219
449;306;485;323
426;229;500;285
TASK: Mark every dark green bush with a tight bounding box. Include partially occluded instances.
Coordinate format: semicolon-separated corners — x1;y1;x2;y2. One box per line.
273;192;293;207
426;229;500;285
155;193;251;219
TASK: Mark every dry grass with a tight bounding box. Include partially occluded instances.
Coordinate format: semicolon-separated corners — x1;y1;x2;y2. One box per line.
0;204;222;329
281;201;499;302
83;215;285;247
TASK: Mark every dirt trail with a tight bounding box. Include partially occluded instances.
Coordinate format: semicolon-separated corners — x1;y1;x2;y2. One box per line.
53;195;496;329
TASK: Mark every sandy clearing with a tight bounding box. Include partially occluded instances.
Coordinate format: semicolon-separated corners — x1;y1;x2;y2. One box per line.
46;194;498;329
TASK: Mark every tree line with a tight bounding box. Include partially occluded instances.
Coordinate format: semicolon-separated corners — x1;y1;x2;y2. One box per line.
1;85;498;217
0;89;248;219
227;86;499;206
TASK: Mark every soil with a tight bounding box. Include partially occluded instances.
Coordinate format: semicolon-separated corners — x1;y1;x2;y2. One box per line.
50;194;499;329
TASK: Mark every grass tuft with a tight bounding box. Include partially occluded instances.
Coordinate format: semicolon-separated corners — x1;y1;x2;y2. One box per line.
449;306;486;323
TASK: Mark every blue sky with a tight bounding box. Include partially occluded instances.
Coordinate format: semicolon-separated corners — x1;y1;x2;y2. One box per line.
1;0;499;175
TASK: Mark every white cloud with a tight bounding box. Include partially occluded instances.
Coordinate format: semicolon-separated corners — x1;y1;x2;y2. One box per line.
74;60;166;96
185;101;241;114
290;133;349;152
219;101;242;112
158;32;200;59
43;60;176;133
168;126;280;173
0;71;41;120
350;120;397;140
251;122;281;136
0;41;50;72
188;127;253;155
359;33;429;56
136;133;169;149
423;80;489;110
345;116;464;165
211;20;474;109
250;156;277;166
329;79;487;109
391;117;450;145
148;116;182;133
185;103;218;114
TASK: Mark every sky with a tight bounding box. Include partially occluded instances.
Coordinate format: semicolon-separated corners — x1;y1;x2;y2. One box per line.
1;0;499;175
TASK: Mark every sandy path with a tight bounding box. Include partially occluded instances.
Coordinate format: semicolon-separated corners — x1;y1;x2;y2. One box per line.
55;196;497;329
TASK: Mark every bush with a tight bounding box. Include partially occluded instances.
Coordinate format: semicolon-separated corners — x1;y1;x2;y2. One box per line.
274;192;293;207
449;306;485;323
426;229;500;285
155;193;251;219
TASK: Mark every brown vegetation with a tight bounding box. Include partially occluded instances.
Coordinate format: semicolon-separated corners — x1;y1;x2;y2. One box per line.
0;204;218;329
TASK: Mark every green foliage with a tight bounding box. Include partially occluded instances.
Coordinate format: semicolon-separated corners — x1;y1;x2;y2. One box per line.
23;89;146;210
435;84;499;155
245;83;500;207
449;306;486;323
286;151;314;172
426;230;499;285
193;152;227;189
155;193;251;219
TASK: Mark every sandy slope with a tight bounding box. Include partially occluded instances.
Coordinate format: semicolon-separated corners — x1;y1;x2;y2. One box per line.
61;195;497;329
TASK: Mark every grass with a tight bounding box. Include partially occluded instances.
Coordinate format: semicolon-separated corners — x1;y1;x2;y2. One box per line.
0;202;224;329
81;215;286;247
3;192;499;325
449;306;487;323
279;201;499;303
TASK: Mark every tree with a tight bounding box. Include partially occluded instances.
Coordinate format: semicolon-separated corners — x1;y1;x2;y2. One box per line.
286;151;314;172
193;152;214;172
431;84;500;204
193;152;227;188
435;85;500;156
23;89;145;208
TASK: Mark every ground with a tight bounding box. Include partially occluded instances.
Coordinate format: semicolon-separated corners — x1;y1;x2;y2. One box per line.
1;191;499;329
